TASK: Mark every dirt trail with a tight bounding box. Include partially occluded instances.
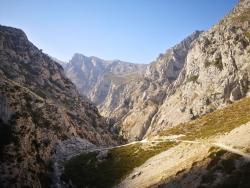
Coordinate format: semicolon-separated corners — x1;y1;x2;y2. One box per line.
117;122;250;188
93;137;250;160
173;139;250;159
89;137;250;160
213;143;250;160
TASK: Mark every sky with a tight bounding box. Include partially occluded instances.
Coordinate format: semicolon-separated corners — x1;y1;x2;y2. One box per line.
0;0;238;64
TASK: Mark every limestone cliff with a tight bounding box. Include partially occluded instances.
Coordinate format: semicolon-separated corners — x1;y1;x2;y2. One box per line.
65;53;146;105
99;31;202;141
147;0;250;136
75;0;250;141
0;25;117;187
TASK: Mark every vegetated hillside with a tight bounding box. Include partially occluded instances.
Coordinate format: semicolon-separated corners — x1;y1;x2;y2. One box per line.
64;96;250;188
64;53;146;105
0;25;118;188
69;0;250;142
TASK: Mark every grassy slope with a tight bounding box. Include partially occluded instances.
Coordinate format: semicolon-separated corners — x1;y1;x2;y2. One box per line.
64;142;175;188
160;97;250;140
64;97;250;187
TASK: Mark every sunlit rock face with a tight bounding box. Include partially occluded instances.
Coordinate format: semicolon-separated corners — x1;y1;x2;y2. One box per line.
147;0;250;137
67;0;250;142
0;25;118;187
64;53;146;104
94;31;202;141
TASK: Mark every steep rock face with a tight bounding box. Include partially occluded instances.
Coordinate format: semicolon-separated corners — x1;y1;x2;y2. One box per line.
0;26;117;187
147;0;250;136
145;30;202;84
91;31;201;141
95;0;250;141
64;53;146;104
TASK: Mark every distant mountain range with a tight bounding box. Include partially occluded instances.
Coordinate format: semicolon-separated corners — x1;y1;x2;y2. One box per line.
64;53;146;104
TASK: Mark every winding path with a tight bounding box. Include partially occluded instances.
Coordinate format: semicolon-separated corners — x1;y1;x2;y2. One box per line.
92;137;250;160
213;143;250;160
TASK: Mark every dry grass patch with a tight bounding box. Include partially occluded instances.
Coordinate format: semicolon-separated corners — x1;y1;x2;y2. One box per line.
160;97;250;140
64;141;176;188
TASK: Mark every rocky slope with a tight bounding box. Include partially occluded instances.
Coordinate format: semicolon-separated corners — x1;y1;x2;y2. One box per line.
0;25;118;188
50;56;67;69
64;53;146;105
146;0;250;137
57;0;250;187
64;95;250;188
99;31;202;141
64;31;202;141
69;0;250;141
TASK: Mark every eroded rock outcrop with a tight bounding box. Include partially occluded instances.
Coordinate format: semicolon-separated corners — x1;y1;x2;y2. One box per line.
65;53;146;105
86;0;250;141
98;31;202;141
61;0;250;143
0;25;118;187
147;0;250;136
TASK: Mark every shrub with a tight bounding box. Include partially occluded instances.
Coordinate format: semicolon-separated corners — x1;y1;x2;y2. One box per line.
233;7;250;22
245;32;250;40
213;58;223;71
187;75;199;83
204;61;211;68
204;58;223;71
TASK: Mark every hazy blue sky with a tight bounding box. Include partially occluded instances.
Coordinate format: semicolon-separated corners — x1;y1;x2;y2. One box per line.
0;0;237;63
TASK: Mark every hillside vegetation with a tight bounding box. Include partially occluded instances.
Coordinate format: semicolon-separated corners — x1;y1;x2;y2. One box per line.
64;96;250;187
64;142;176;187
159;97;250;140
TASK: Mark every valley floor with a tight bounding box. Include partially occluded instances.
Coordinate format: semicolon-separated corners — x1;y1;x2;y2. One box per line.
118;122;250;188
64;97;250;188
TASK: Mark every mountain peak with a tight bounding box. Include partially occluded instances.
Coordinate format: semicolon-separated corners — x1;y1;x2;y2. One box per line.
0;25;28;39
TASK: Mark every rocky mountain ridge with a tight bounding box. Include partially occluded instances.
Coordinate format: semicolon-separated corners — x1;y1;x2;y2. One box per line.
66;0;250;142
146;0;250;137
98;30;203;141
0;25;118;187
67;30;202;141
1;0;250;187
64;53;146;105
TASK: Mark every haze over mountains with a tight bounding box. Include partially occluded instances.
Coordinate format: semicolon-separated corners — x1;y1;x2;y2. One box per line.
64;54;146;102
1;0;250;187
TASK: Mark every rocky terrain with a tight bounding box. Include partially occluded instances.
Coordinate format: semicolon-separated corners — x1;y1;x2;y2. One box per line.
100;30;203;141
65;31;203;141
146;0;250;137
1;0;250;187
64;53;146;105
66;0;250;142
60;0;250;187
64;91;250;188
0;25;118;187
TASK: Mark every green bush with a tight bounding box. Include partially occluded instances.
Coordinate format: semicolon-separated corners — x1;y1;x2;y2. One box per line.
204;61;211;68
245;32;250;40
213;59;223;71
204;58;223;71
187;75;199;83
